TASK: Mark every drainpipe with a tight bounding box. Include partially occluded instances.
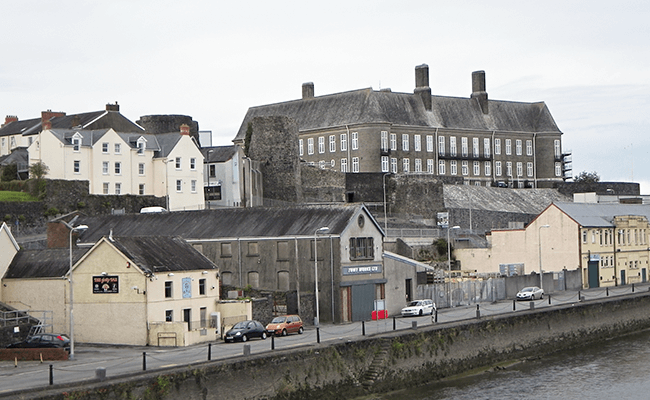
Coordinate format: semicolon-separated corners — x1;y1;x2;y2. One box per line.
295;238;301;315
533;133;537;188
238;238;242;288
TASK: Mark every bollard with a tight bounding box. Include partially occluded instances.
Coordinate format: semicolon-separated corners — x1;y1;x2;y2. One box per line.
208;343;212;361
434;309;438;323
412;321;418;330
362;321;366;336
142;352;146;371
606;287;609;296
548;294;551;305
476;304;480;319
578;290;581;301
393;316;396;330
14;357;17;368
271;335;275;350
95;367;106;382
316;327;320;344
49;364;53;385
243;344;251;356
513;299;516;311
529;301;535;310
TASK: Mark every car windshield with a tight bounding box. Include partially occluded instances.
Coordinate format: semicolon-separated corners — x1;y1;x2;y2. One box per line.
232;321;248;329
521;288;534;292
406;301;421;307
271;317;286;323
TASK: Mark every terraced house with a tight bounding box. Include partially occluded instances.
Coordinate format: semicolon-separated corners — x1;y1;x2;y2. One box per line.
235;65;570;188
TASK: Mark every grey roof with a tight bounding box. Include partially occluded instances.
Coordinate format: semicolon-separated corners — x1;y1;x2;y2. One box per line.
5;248;89;279
77;204;373;244
50;129;111;147
553;202;650;228
444;185;571;214
47;129;186;157
0;117;42;137
201;146;237;163
234;88;561;142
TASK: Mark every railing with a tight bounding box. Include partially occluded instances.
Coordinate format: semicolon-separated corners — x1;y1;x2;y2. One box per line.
0;310;52;332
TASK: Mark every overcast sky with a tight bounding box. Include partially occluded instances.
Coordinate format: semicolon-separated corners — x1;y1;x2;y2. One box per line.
2;1;649;192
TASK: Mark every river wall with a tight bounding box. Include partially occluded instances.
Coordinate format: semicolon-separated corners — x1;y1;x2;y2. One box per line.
11;291;650;400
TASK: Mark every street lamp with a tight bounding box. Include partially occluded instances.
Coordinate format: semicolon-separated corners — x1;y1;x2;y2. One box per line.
538;224;550;293
68;224;88;360
314;226;330;326
447;225;460;307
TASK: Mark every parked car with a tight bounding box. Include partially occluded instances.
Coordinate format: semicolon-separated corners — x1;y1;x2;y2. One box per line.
6;333;70;350
401;299;436;317
516;286;544;300
266;315;304;336
224;320;267;343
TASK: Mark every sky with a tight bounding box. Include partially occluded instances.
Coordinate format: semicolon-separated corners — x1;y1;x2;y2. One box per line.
2;1;649;192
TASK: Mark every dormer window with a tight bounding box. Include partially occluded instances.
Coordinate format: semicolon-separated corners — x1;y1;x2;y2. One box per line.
137;137;147;155
72;133;82;152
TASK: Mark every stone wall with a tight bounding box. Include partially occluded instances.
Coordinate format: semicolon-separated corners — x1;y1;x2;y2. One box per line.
555;181;640;196
301;164;346;203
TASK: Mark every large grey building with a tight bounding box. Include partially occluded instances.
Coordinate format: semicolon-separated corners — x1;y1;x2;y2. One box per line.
234;65;570;188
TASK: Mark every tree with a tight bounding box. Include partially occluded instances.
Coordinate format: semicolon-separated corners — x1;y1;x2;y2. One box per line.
574;171;600;183
0;164;18;182
29;161;49;179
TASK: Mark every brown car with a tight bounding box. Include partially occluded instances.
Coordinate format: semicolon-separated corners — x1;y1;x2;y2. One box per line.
265;315;304;336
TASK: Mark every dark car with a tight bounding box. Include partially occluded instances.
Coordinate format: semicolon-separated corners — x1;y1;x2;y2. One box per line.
6;333;70;350
224;320;267;343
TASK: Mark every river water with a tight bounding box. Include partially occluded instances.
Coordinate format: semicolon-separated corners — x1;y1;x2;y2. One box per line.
376;329;650;400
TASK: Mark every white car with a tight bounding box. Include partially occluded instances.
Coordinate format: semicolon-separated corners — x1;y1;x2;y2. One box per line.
401;299;436;317
516;286;544;301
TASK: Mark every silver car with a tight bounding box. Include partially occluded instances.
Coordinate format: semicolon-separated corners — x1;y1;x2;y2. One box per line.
516;286;544;300
401;299;436;316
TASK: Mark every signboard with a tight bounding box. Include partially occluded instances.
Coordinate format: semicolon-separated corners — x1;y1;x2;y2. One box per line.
93;276;119;294
589;254;601;262
342;264;383;276
182;277;192;298
437;212;449;228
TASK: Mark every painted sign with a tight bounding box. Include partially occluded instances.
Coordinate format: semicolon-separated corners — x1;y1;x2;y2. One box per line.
342;264;383;275
182;277;192;298
437;212;449;228
93;276;119;294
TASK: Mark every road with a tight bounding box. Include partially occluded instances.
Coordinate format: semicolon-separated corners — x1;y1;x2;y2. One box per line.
1;283;647;396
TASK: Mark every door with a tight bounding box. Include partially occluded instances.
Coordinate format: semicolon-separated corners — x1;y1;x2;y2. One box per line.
620;270;626;286
351;284;375;322
643;268;647;283
587;260;599;288
405;279;412;303
183;309;192;331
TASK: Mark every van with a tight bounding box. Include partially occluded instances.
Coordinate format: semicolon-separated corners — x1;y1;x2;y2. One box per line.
140;206;168;214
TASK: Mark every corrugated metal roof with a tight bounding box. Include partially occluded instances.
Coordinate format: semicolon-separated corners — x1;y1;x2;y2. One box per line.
444;185;570;214
5;248;89;279
554;202;650;227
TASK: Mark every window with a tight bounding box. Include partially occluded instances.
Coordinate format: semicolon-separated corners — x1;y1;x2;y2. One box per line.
427;135;434;152
278;271;290;291
307;138;314;155
555;162;562;177
438;136;445;156
199;279;206;295
165;310;173;322
248;242;259;256
220;242;232;258
191;180;197;193
318;136;325;154
381;156;389;172
73;160;80;173
414;135;421;152
402;134;409;151
505;139;512;155
450;160;457;175
527;162;533;177
352;157;359;173
72;137;80;152
103;182;109;194
175;157;181;169
390;133;397;151
450;137;457;156
340;158;348;172
329;135;336;152
438;160;446;175
299;139;304;156
484;138;490;157
494;138;501;155
165;281;173;298
516;139;522;155
115;183;121;195
138;163;145;175
200;307;207;328
526;140;533;156
427;159;434;173
349;237;374;260
582;230;588;244
506;161;512;177
209;164;216;177
351;132;358;150
176;179;182;192
139;184;145;195
402;158;410;173
473;161;480;176
114;162;121;175
461;137;468;157
414;158;422;172
390;158;397;173
554;140;561;158
340;134;347;151
277;241;289;260
114;143;121;154
461;161;468;176
484;161;491;176
495;161;502;176
137;140;145;155
380;131;388;151
102;142;109;153
190;158;196;170
516;162;523;177
102;161;109;175
473;138;479;157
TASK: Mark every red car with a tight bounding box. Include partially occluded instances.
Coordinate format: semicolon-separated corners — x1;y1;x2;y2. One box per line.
265;315;303;336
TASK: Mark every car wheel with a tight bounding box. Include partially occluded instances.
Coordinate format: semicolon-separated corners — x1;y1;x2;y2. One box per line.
298;327;304;334
419;309;423;316
241;335;248;342
282;329;288;337
540;294;544;299
261;332;267;340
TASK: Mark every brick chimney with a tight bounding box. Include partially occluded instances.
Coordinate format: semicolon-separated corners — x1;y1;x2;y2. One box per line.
180;124;190;135
414;64;432;111
3;115;18;127
302;82;314;99
106;102;120;112
471;70;488;114
41;109;66;123
42;119;52;130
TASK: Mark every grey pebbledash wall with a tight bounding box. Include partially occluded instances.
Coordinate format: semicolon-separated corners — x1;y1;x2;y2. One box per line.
15;291;650;400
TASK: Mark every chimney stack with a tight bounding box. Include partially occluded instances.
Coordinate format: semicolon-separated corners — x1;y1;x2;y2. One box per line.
180;124;190;135
414;64;432;111
42;119;52;130
471;70;488;114
106;102;120;112
302;82;314;99
41;110;66;124
3;115;18;127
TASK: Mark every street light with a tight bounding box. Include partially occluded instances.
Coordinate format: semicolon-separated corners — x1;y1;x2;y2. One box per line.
68;224;88;360
314;226;330;326
538;224;550;293
447;225;460;307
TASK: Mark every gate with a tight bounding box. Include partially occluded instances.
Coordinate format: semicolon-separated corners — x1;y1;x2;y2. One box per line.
351;284;375;322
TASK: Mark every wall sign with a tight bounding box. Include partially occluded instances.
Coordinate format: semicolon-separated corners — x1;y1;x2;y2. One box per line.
93;276;119;294
182;277;192;298
342;264;382;275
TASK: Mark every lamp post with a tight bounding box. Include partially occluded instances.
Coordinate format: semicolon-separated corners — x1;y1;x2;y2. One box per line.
314;226;330;326
68;224;88;361
538;224;550;293
447;225;460;307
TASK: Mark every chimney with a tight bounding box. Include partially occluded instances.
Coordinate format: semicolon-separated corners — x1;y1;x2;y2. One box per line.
41;109;66;123
180;124;190;135
414;64;432;111
71;115;81;127
302;82;314;99
42;119;52;130
106;102;120;112
2;115;18;127
471;70;488;114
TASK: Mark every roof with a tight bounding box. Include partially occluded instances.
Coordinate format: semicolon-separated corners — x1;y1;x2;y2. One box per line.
444;185;571;214
201;146;237;163
553;202;650;228
77;204;375;243
0;222;20;252
234;87;562;142
5;248;89;279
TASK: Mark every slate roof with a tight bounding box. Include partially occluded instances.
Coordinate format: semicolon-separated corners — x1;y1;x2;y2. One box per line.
234;88;561;142
201;146;237;163
5;248;89;279
553;202;650;228
0;117;42;137
444;185;571;214
77;204;373;244
47;129;184;157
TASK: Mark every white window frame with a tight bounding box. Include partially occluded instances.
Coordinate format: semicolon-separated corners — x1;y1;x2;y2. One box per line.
190;158;196;170
381;156;389;172
114;162;121;175
191;180;197;193
139;163;145;175
506;161;512;177
473;161;480;176
516;139;522;156
351;132;358;150
340;158;348;173
526;140;533;156
472;138;479;157
176;179;182;192
484;138;490;157
102;161;109;175
484;161;491;176
414;158;422;172
175;157;181;170
426;135;434;152
318;136;325;154
414;135;421;152
555;162;562;177
114;143;121;154
390;133;397;151
527;162;533;177
390;158;397;173
438;160;446;175
461;161;468;176
402;134;409;151
505;139;512;155
450;137;457;157
102;142;109;154
329;135;336;153
352;157;359;173
299;139;304;156
103;182;109;194
495;161;502;176
380;131;388;151
494;138;501;155
115;182;121;195
402;158;410;173
516;162;523;177
450;160;457;175
461;137;468;157
340;134;347;152
554;140;561;158
427;159;434;173
137;138;146;155
73;160;80;174
307;138;314;155
139;184;145;195
438;136;445;156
